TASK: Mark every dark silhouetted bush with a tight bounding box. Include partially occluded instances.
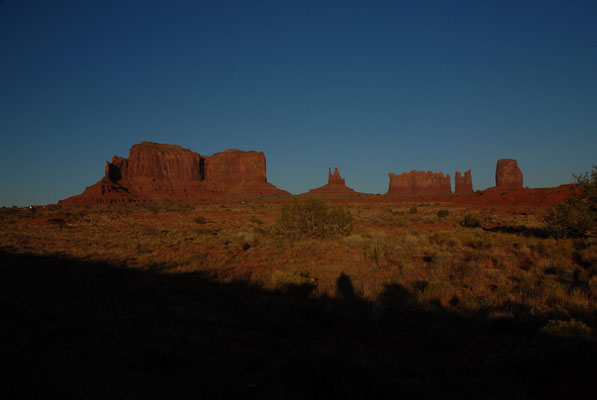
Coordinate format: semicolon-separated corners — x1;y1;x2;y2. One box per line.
544;166;597;238
437;209;450;218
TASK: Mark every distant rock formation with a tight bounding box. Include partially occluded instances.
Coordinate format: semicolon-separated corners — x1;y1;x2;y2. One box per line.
495;159;523;190
307;168;357;195
454;169;473;194
106;142;204;186
60;142;288;205
386;170;452;196
328;167;345;185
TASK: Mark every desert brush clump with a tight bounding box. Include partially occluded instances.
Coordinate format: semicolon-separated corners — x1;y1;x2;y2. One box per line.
267;269;317;290
544;165;597;238
419;281;456;304
462;214;481;228
194;216;207;224
437;209;450;218
540;319;593;341
274;197;353;239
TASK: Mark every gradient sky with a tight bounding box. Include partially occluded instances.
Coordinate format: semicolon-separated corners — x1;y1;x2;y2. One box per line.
1;0;596;206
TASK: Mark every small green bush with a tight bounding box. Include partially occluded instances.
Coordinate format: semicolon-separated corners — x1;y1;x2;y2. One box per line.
274;197;354;239
462;214;480;228
437;209;450;218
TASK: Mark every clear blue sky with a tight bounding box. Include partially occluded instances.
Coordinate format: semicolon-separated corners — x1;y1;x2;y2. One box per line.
1;0;596;206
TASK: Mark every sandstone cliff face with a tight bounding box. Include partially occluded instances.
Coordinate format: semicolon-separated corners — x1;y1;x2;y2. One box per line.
386;170;451;196
307;168;357;195
60;142;288;204
205;149;266;183
495;159;523;190
454;169;473;194
123;142;203;181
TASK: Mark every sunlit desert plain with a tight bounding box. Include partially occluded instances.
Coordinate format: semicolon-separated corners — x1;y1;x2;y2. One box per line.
2;191;595;399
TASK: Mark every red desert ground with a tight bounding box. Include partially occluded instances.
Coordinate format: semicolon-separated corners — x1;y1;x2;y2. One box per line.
2;142;595;400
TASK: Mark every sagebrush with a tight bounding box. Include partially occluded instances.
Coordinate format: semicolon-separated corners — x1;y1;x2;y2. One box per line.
274;197;354;239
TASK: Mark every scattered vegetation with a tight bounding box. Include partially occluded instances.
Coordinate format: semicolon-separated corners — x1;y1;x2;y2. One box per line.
274;197;353;239
462;214;480;227
2;197;597;399
437;209;450;218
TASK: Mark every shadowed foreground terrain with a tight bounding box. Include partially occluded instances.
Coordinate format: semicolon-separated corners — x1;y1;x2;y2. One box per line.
1;200;596;399
2;250;595;399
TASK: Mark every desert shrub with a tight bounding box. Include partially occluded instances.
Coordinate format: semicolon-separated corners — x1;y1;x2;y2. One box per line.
437;209;450;218
540;319;593;341
449;260;480;283
457;292;479;311
194;216;207;224
250;216;264;225
544;166;597;238
343;234;365;248
408;206;418;214
187;252;208;266
420;282;456;303
364;241;385;265
517;275;542;300
139;202;161;215
269;270;317;290
194;227;217;236
231;230;261;248
430;231;462;248
530;238;557;258
396;232;428;250
430;251;453;269
488;247;516;270
462;214;480;228
274;197;353;239
513;242;531;257
573;243;597;268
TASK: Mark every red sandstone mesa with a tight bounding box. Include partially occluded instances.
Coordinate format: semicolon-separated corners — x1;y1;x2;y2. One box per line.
454;169;474;194
495;159;523;190
307;168;357;195
386;170;452;196
60;142;288;205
